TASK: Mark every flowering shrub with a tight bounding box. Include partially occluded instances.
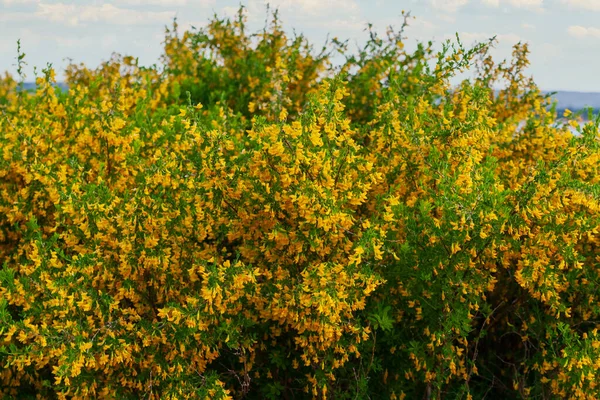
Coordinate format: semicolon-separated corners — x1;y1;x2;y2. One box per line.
1;7;600;400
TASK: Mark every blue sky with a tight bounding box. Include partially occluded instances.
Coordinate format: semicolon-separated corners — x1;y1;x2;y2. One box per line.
1;0;599;92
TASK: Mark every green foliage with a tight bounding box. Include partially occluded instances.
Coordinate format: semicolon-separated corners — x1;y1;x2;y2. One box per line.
1;5;600;400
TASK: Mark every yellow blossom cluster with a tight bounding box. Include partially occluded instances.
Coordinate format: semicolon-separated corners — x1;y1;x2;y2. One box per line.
1;7;600;400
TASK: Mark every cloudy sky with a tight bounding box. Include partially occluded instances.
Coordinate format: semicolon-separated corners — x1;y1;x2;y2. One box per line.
1;0;599;92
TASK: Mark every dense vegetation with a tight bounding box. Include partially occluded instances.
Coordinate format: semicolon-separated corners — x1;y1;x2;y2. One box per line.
1;7;600;399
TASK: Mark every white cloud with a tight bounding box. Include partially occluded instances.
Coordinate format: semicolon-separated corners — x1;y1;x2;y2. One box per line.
411;17;437;31
241;0;362;35
35;3;176;26
323;17;366;32
53;36;91;48
514;0;544;9
0;11;38;22
221;6;242;18
0;27;42;53
1;0;38;5
561;0;600;10
249;0;359;17
481;0;544;10
111;0;189;5
0;37;19;53
430;0;469;13
495;32;522;42
536;42;560;57
437;14;457;23
567;25;600;38
522;23;535;29
109;0;216;6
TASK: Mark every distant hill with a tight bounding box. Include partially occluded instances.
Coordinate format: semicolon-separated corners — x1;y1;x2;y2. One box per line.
496;90;600;117
545;91;600;111
15;83;600;116
19;82;68;91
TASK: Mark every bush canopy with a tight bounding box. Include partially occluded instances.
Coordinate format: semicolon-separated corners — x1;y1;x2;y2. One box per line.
1;6;600;400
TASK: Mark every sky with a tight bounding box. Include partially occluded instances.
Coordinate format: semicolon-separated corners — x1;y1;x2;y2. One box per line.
1;0;599;92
